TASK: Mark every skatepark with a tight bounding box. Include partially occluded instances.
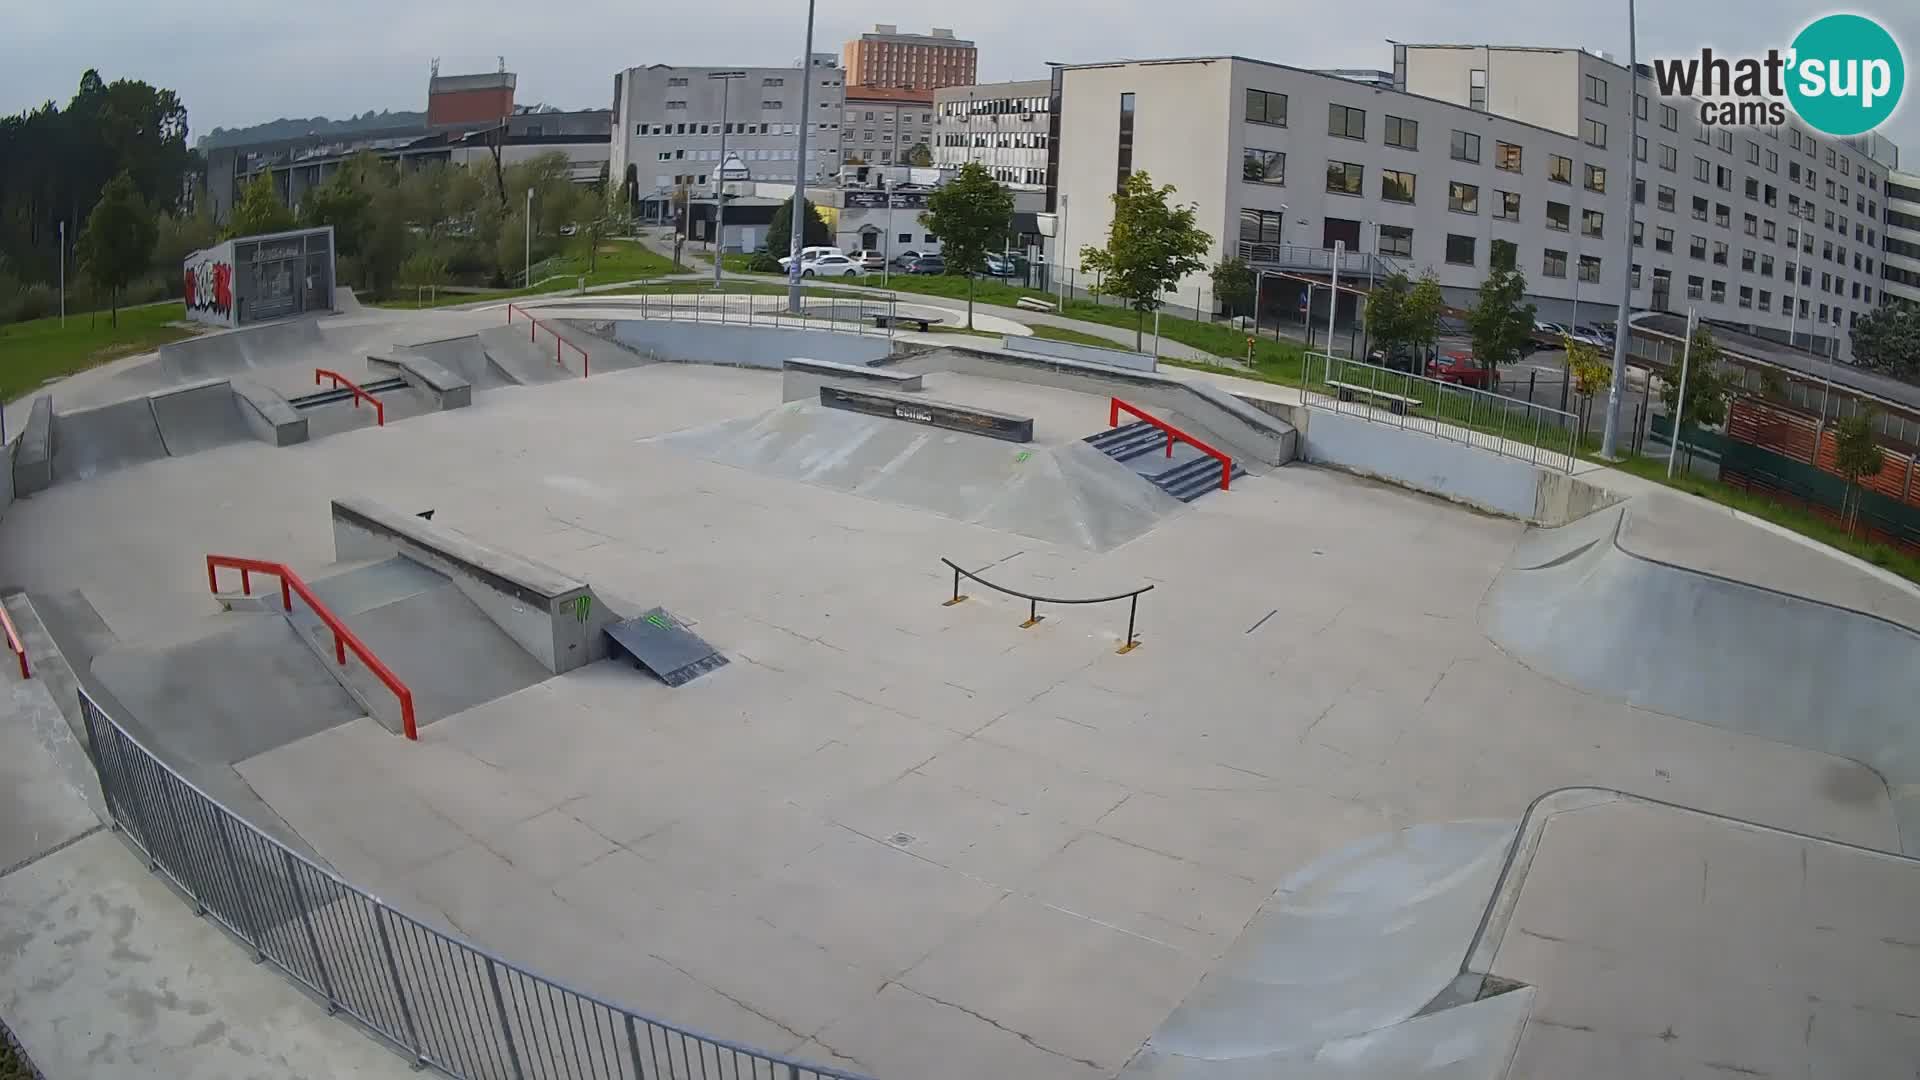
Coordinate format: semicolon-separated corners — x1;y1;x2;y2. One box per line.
2;294;1919;1079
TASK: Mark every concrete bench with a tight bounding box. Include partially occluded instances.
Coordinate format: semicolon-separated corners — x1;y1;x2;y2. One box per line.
1327;379;1422;416
870;312;941;332
1016;296;1058;313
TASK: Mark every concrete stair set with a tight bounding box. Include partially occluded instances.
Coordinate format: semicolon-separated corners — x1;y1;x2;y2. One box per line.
1085;420;1248;502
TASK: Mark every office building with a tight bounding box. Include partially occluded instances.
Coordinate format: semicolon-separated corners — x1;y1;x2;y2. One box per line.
842;87;934;167
609;59;845;223
427;69;516;126
934;79;1052;191
1884;170;1920;308
843;26;977;91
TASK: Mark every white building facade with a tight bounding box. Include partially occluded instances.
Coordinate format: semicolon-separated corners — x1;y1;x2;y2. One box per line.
842;89;935;167
609;60;845;223
934;79;1052;190
1884;170;1920;308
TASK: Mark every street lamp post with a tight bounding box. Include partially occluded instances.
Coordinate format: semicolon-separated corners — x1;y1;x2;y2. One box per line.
786;0;818;313
525;187;533;289
709;71;747;291
1598;0;1642;459
884;176;894;291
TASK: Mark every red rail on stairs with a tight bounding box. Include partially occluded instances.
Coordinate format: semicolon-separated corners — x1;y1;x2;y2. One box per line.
314;369;385;426
206;555;418;740
506;303;591;378
0;602;28;678
1109;396;1234;491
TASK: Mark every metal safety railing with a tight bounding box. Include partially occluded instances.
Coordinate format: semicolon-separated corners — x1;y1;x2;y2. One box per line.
506;304;591;378
314;369;385;426
1109;397;1234;492
206;555;417;740
0;599;28;679
78;685;868;1080
940;557;1154;654
1300;352;1579;473
617;291;901;339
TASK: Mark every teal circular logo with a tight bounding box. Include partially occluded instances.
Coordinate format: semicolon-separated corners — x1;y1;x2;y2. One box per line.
1786;14;1905;136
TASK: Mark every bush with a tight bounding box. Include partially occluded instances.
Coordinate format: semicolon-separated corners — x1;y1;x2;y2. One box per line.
747;249;783;273
3;283;55;324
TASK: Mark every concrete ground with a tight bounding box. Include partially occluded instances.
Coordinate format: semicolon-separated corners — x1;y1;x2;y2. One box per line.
6;344;1915;1079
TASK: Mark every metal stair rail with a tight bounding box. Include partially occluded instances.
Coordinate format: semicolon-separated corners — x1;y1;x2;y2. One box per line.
1236;241;1402;282
1085;423;1247;502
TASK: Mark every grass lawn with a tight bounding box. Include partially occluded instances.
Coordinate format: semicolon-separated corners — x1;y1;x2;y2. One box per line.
375;238;683;310
1026;324;1126;348
0;302;194;403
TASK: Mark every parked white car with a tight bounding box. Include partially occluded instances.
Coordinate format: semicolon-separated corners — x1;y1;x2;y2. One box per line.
800;253;865;278
777;246;841;270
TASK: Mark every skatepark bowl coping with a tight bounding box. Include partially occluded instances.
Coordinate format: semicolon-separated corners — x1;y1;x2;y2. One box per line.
1109;396;1233;492
77;686;863;1080
507;303;590;378
939;557;1154;653
205;554;418;739
314;368;386;426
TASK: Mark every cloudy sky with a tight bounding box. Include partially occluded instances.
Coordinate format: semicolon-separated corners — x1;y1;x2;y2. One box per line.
5;0;1916;156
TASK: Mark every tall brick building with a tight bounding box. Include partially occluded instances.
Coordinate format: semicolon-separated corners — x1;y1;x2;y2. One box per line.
427;70;515;126
842;26;976;91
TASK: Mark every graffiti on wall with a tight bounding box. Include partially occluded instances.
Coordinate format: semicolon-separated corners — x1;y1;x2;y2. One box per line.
184;258;234;318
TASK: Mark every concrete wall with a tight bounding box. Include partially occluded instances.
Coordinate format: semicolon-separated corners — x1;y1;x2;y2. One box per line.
368;353;472;411
231;381;309;447
13;397;51;496
1002;335;1155;372
183;240;237;329
330;498;621;675
781;358;923;402
606;320;895;369
0;435;13;520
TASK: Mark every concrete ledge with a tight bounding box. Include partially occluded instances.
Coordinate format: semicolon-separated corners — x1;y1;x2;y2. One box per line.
819;384;1033;442
14;396;52;496
781;357;923;402
1001;334;1156;372
369;352;472;410
606;320;894;370
231;380;308;446
330;498;618;674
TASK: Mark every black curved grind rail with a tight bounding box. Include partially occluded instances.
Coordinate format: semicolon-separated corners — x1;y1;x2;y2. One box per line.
939;558;1154;654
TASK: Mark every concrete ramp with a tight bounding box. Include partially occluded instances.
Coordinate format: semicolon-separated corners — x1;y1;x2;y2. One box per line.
654;402;1186;550
149;379;253;456
50;394;168;482
476;326;577;386
158;317;327;383
403;335;514;391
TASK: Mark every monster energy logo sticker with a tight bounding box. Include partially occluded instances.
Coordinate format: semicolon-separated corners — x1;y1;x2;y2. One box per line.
645;612;671;630
573;596;593;623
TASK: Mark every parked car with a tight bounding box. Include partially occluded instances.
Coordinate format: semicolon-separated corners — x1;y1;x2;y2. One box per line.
1429;351;1496;389
778;246;842;270
850;250;887;272
800;253;865;278
902;254;946;275
1571;323;1613;345
1369;343;1435;374
1530;320;1569;352
983;253;1016;277
890;249;925;267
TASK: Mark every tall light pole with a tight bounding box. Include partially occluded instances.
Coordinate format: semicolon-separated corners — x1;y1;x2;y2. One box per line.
525;187;533;288
883;175;894;291
58;220;66;326
786;0;817;313
1598;0;1641;459
709;71;747;290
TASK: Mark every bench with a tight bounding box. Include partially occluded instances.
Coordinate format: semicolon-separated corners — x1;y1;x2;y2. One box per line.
1016;296;1058;313
870;312;942;332
1327;379;1423;416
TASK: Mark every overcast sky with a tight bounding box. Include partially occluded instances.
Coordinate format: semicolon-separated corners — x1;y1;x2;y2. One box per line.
5;0;1916;159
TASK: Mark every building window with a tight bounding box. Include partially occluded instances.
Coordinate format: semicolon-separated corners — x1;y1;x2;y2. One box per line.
667;77;688;87
1715;203;1730;228
1633;219;1644;246
1448;181;1479;214
1546;201;1571;231
1690;234;1708;260
1631;263;1642;288
1495;141;1522;172
1656;226;1674;252
1543;248;1568;278
1383;115;1419;151
1549;154;1572;184
1585;73;1609;105
1660;144;1678;172
1243;148;1286;186
1116;92;1135;191
1745;176;1760;200
1328;103;1366;140
1378;224;1414;257
1582;117;1607;148
1766;149;1778;172
1759;289;1772;311
1717;165;1732;191
1585;164;1607;194
763;77;784;86
1579;255;1602;283
1745;140;1761;165
1240;208;1285;245
1325;160;1363;195
1446;233;1477;265
1695;157;1712;182
1635;178;1646;204
1381;169;1417;203
1496;190;1521;221
1583;208;1605;238
1711;280;1727;303
1469;69;1487;111
1246;88;1288;127
1716;129;1733;153
1744;213;1758;236
1636;93;1649;120
1451;130;1481;163
1760;254;1774;275
1687;274;1705;299
1635;135;1648;163
1741;248;1756;271
1660;103;1678;130
1658;186;1676;211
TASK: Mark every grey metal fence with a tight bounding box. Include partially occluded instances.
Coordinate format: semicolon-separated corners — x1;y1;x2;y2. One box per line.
1301;352;1580;472
622;291;900;339
79;688;867;1080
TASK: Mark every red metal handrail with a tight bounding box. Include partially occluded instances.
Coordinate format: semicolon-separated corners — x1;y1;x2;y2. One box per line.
1109;397;1234;492
507;303;591;378
314;369;385;426
0;601;28;679
206;555;418;740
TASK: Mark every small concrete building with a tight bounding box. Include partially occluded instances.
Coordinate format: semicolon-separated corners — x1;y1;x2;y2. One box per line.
183;226;336;329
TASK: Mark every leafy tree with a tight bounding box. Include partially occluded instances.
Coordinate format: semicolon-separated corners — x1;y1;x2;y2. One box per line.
150;202;217;279
1566;337;1612;399
1850;300;1920;379
1364;273;1409;353
1466;266;1536;372
1078;171;1213;350
1211;257;1255;318
765;197;831;261
1404;273;1446;355
1832;408;1886;536
76;172;157;326
1657;325;1736;468
226;173;296;238
922;162;1014;329
299;167;373;257
905;143;933;167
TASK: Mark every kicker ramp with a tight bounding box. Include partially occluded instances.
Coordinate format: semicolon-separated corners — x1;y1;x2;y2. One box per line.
330;497;623;674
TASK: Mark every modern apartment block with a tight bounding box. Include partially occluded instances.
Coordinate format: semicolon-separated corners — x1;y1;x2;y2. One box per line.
842;26;977;91
841;87;934;167
1399;43;1889;358
1884;170;1920;308
933;79;1052;191
608;59;845;223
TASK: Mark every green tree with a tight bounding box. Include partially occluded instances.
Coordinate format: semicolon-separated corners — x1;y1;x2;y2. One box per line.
1211;257;1255;318
150;202;217;279
1365;271;1444;366
226;173;296;238
76;171;156;326
905;142;933;167
299;166;374;257
1466;266;1537;372
922;162;1015;329
1078;171;1213;350
1850;300;1920;379
1405;273;1445;356
765;197;831;261
1657;325;1736;469
1833;408;1887;536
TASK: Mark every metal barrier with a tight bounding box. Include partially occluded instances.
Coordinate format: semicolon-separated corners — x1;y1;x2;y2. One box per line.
506;304;591;378
618;292;899;339
78;685;867;1080
314;369;385;426
1300;352;1579;473
1109;396;1234;491
940;557;1154;654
